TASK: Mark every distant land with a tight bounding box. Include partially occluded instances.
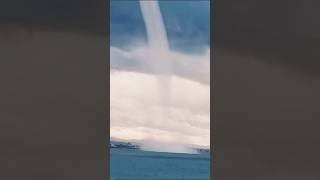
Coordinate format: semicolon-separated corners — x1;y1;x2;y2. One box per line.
110;137;210;154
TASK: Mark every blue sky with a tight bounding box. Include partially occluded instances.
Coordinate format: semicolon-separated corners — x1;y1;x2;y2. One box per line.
110;0;210;54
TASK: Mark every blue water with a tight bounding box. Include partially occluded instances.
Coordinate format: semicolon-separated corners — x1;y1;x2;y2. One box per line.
110;148;210;180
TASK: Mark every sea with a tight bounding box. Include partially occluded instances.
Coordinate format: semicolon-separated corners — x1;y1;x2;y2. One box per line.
110;148;210;180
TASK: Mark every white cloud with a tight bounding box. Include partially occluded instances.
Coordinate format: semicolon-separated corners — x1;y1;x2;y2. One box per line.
110;46;210;148
110;46;210;84
111;71;210;146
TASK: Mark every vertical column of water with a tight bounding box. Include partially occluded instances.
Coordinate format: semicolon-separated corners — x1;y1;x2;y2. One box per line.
138;0;201;154
139;0;172;110
139;0;169;51
139;0;174;150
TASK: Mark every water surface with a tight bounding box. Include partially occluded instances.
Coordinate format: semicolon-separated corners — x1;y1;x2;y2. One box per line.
110;148;210;180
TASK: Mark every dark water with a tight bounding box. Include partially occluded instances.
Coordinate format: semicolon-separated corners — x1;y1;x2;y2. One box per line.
110;148;210;180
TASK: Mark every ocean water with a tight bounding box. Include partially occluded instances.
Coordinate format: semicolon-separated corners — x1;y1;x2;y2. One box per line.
110;148;210;180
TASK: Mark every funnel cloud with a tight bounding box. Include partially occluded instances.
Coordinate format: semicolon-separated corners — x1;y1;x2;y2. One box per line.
110;0;210;153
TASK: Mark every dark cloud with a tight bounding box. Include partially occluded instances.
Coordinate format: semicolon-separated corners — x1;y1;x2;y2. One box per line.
110;0;210;54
